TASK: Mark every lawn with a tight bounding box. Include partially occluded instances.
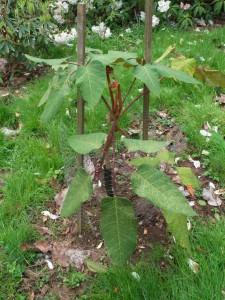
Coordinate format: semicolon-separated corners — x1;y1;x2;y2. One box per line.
0;23;224;299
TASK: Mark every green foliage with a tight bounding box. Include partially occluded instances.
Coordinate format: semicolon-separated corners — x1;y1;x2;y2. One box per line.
68;133;107;154
175;167;201;189
132;164;196;217
123;138;167;154
28;48;199;264
0;0;54;72
60;168;93;218
100;197;137;264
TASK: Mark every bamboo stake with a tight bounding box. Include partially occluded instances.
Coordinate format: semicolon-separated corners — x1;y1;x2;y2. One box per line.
76;3;86;234
142;0;153;140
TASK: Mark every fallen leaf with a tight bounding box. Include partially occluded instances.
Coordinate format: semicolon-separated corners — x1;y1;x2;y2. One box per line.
86;259;107;273
114;287;119;293
34;225;52;235
188;156;201;168
188;259;199;274
34;240;52;253
96;241;103;249
54;188;68;212
41;210;59;220
215;93;225;104
143;228;148;235
45;259;54;270
189;201;195;207
186;185;195;197
131;271;141;281
202;188;222;206
157;110;168;119
29;291;35;300
0;123;22;136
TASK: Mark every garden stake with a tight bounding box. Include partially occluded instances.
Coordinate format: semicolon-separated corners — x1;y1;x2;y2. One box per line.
76;3;86;234
143;0;153;140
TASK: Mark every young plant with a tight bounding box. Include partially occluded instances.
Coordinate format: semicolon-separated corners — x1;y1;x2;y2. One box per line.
26;48;201;264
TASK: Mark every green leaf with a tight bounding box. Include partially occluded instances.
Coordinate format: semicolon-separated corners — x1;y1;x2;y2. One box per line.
101;197;137;264
131;165;196;216
157;150;175;164
25;54;69;66
38;75;59;107
154;46;175;64
123;138;167;154
40;72;70;123
92;50;137;66
68;133;107;154
194;66;225;88
152;63;200;84
75;60;106;109
129;157;160;167
129;150;175;167
175;167;201;189
133;64;160;95
85;259;107;273
60;168;93;218
171;56;196;76
163;210;191;253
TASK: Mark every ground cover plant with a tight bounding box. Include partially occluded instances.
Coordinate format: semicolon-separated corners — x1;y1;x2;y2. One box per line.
0;21;225;299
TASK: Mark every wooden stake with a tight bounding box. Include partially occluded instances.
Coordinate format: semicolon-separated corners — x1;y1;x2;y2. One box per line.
142;0;153;140
76;3;86;234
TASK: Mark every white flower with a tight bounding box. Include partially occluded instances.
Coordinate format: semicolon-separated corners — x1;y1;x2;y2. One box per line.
140;11;145;21
131;272;141;281
53;13;65;24
140;12;159;27
125;28;132;33
180;2;190;10
67;0;78;4
157;0;171;13
152;15;160;27
189;156;200;168
92;22;111;39
55;0;69;12
111;1;123;10
53;28;77;44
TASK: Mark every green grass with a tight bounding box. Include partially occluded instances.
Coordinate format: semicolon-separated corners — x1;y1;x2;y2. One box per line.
0;23;224;298
88;219;225;300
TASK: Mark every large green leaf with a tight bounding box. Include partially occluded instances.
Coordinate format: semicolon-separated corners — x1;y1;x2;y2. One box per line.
194;66;225;88
175;167;201;189
25;54;69;66
101;197;137;264
131;165;196;216
123;138;167;154
163;210;191;253
129;157;160;167
60;168;93;218
129;150;175;167
92;50;137;66
171;56;196;76
75;60;106;109
133;64;160;95
40;72;71;123
68;133;107;154
152;63;200;84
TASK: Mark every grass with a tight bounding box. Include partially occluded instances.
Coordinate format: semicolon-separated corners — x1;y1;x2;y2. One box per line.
88;219;225;300
0;23;224;298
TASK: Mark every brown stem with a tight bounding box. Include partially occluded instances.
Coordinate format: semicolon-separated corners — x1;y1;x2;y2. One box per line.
120;89;149;118
122;78;136;104
101;95;112;113
117;127;129;138
95;123;115;179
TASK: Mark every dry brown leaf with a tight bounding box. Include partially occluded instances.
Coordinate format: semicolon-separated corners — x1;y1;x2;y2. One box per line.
54;188;69;211
29;291;35;300
34;240;52;253
215;93;225;104
34;225;52;235
186;185;195;197
143;228;148;235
